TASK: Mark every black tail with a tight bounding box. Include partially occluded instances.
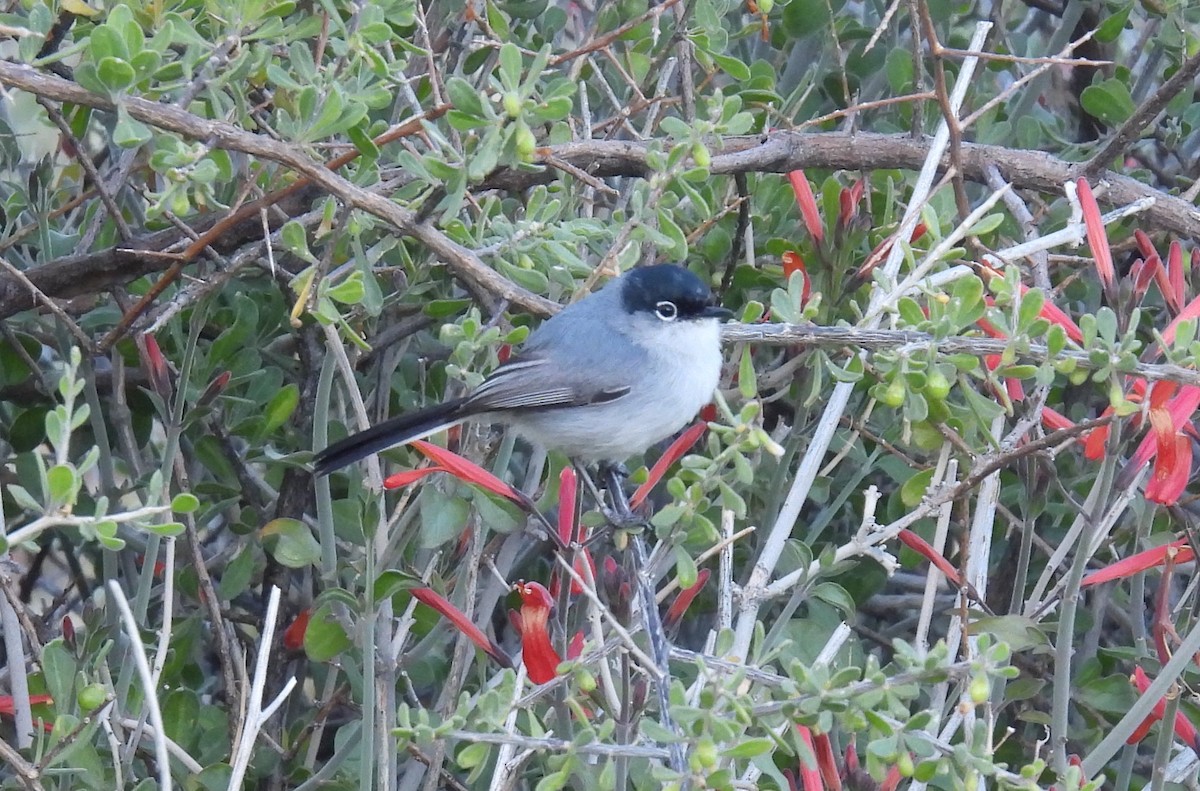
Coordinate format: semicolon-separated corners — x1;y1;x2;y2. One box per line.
313;398;470;475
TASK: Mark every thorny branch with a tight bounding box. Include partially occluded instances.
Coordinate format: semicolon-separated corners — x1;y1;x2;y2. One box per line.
0;62;1198;326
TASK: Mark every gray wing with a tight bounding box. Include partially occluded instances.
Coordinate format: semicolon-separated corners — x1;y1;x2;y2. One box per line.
467;285;643;412
465;356;630;411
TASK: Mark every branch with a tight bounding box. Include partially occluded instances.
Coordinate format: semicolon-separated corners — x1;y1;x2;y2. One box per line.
722;322;1200;388
0;61;556;318
3;61;1197;327
490;133;1200;240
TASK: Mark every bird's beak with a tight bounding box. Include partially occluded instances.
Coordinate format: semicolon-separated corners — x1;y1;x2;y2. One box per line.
701;304;734;320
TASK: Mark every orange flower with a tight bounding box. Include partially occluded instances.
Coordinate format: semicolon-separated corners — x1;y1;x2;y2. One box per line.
1076;177;1115;292
897;529;964;588
782;251;811;306
787;171;824;243
411;588;511;668
409;440;526;504
513;581;561;684
1129;382;1200;505
630;421;708;509
1128;666;1200;750
0;694;54;732
283;608;311;651
1082;538;1192;587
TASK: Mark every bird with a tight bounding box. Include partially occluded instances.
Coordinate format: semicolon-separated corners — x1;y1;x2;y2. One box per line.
313;264;732;476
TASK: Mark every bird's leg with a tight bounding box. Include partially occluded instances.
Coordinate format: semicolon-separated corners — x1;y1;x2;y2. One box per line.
600;462;648;528
572;462;646;527
573;461;608;510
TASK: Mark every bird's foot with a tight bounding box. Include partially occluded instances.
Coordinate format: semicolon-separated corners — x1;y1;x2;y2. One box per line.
599;463;649;529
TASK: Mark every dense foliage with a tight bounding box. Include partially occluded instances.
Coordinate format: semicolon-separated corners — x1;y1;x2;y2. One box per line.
0;0;1199;789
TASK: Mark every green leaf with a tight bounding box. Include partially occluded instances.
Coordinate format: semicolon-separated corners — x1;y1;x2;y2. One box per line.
673;545;698;589
113;106;151;147
327;271;366;305
303;602;353;662
900;468;935;508
261;383;300;435
88;24;128;61
445;77;486;118
709;53;750;81
456;742;491;769
94;520;124;550
171;493;199;513
1095;3;1132;42
811;581;855;618
46;463;78;506
966;212;1004;237
1017;288;1044;332
41;639;77;716
970;615;1051;653
825;354;863;383
96;56;135;91
261;517;322;568
722;737;773;759
373;569;421;602
738;346;757;399
218;545;258;600
498;42;523;91
279;221;312;259
896;297;925;326
885;47;913;94
418;489;470;549
145;521;185;536
1081;79;1136;126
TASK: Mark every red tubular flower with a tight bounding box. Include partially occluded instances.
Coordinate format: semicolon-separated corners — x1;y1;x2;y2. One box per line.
837;180;863;228
514;581;562;684
794;726;825;791
782;251;811;306
0;694;54;733
852;222;928;286
1076;178;1116;291
283;608;311;650
140;333;172;400
1125;382;1200;505
1134;229;1159;261
411;587;512;668
1147;417;1192;506
558;466;577;546
409;440;526;505
1168;241;1185;314
1041;407;1076;432
897;529;964;588
879;767;902;791
197;370;231;408
1160;290;1200;348
813;731;842;791
568;630;585;660
1129;256;1157;303
383;465;453;489
0;694;53;715
1081;538;1192;587
787;170;825;244
630;421;708;509
1128;666;1200;751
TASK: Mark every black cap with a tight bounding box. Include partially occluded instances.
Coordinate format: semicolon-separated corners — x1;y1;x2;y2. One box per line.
619;265;732;320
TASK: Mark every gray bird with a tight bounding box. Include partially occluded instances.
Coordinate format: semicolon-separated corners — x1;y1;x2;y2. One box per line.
313;264;731;475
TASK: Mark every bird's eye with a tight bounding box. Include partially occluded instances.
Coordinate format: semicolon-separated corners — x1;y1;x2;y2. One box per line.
655;301;678;321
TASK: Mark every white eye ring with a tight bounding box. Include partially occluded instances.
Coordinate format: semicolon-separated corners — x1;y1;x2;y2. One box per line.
655;301;678;321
